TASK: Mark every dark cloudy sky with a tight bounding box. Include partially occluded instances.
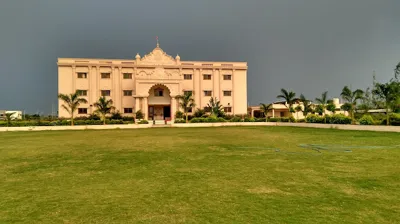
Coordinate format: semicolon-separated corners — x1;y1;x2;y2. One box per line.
1;0;400;114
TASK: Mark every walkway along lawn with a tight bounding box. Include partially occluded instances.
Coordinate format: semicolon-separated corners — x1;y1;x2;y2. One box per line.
1;126;399;223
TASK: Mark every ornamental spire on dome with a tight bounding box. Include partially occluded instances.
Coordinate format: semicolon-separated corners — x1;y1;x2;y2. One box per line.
156;36;159;48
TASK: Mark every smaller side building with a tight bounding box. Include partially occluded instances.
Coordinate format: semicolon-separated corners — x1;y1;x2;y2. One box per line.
0;110;23;120
248;98;348;119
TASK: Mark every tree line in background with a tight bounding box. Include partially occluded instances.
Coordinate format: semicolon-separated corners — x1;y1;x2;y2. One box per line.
267;63;400;125
2;63;399;127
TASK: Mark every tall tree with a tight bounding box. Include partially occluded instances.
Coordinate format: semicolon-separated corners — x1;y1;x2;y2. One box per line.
93;96;115;125
299;94;312;118
5;112;15;127
340;86;364;124
326;100;336;115
372;80;400;125
277;88;296;120
315;91;328;123
58;90;88;126
175;91;196;123
259;103;273;122
207;97;224;117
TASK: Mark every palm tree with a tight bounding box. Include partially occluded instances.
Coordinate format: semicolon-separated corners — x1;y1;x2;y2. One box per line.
299;94;312;118
315;91;328;123
340;86;364;124
175;91;196;123
207;97;224;117
277;88;296;121
259;103;273;121
372;81;399;125
93;96;115;125
58;90;88;126
326;100;336;114
5;112;15;127
294;105;302;120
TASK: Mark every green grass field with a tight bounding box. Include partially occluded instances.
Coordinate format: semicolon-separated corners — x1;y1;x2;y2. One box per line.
1;127;400;223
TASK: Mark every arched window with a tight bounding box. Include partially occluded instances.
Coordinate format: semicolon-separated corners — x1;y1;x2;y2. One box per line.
154;88;164;97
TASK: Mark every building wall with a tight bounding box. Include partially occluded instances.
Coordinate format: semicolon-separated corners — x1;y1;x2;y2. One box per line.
57;46;248;119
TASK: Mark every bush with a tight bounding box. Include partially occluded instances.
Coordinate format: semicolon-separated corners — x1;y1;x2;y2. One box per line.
205;116;219;123
381;113;400;126
280;117;295;122
175;111;184;119
269;118;281;122
223;114;235;120
255;118;266;122
122;116;135;122
217;117;227;122
174;119;186;123
111;111;123;120
135;110;144;120
138;120;149;124
194;109;206;118
306;114;324;123
297;119;306;123
88;114;101;120
190;118;204;123
359;115;374;125
326;114;352;124
230;116;243;122
244;117;255;122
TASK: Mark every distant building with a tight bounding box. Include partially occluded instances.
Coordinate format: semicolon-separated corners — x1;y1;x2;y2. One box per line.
57;42;248;121
248;98;348;119
0;110;22;120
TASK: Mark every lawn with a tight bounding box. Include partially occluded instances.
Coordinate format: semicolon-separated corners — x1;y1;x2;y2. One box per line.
1;126;400;223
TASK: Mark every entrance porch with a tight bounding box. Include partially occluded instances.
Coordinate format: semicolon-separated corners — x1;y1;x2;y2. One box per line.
149;105;171;121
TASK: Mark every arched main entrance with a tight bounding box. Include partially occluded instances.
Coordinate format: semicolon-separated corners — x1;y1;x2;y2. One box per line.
148;84;172;121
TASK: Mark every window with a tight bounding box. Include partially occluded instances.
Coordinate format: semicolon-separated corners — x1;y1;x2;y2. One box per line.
77;73;87;79
123;90;133;96
184;91;193;96
203;74;212;80
204;107;211;112
204;90;212;96
78;108;87;114
224;107;232;113
223;75;232;80
77;90;87;96
154;88;163;97
124;108;133;113
123;73;132;79
101;73;111;79
186;107;193;113
184;74;192;80
101;90;111;96
223;91;232;96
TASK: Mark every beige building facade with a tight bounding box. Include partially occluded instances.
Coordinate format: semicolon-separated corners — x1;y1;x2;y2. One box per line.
58;44;248;121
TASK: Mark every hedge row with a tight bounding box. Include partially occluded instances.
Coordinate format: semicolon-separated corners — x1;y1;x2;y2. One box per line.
305;114;352;124
0;119;134;127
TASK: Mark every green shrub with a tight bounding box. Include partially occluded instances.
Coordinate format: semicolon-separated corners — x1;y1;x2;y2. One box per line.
255;118;266;122
217;117;227;122
230;116;243;122
244;117;255;122
279;117;295;122
138;120;149;124
88;114;101;120
297;119;306;123
381;113;400;126
194;109;206;118
174;119;186;123
359;115;374;125
135;110;144;120
269;118;281;122
306;114;324;123
326;114;352;124
205;116;219;123
111;111;123;120
122;116;134;122
190;118;204;123
175;111;184;119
